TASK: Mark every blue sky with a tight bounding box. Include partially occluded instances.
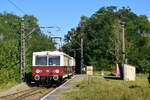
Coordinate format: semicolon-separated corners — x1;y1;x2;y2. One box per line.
1;0;150;38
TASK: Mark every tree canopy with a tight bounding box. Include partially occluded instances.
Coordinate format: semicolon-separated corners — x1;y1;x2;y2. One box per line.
0;13;55;84
63;6;150;73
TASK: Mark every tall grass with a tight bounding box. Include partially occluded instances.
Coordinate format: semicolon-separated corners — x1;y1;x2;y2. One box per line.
62;74;150;100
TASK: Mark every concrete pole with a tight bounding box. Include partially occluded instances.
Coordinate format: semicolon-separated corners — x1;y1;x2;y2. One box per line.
122;24;125;64
81;38;83;74
21;18;25;82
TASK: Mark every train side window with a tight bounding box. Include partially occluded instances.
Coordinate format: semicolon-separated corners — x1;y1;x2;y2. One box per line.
48;56;60;66
36;56;47;66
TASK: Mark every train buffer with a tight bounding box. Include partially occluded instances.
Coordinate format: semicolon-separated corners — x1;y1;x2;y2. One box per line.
40;75;85;100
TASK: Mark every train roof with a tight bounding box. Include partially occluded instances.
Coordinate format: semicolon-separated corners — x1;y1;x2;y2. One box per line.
33;50;73;59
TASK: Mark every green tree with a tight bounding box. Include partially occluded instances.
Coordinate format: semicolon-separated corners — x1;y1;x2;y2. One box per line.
0;13;55;84
63;6;150;73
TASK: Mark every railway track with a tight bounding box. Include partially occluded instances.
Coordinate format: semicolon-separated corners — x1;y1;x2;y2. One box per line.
0;77;75;100
0;88;36;100
0;87;55;100
11;89;41;100
0;81;67;100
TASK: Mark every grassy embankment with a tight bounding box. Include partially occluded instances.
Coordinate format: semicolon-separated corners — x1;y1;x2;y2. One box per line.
62;73;150;100
0;81;19;91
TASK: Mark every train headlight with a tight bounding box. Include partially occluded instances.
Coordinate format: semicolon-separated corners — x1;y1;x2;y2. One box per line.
35;69;42;73
53;75;59;80
54;69;60;73
34;75;40;81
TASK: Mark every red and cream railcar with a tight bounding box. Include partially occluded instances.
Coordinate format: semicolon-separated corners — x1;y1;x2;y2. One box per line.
32;50;75;85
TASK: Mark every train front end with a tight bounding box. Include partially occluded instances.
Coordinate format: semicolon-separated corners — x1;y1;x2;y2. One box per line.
32;51;75;85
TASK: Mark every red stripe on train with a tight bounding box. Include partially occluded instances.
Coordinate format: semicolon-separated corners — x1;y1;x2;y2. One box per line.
32;66;75;76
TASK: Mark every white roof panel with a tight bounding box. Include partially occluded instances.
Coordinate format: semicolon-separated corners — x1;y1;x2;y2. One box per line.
33;50;71;58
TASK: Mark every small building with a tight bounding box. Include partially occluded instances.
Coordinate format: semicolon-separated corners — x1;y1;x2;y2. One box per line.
123;64;136;81
86;66;93;75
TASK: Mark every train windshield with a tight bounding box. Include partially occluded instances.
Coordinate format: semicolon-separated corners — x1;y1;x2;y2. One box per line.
36;56;47;66
48;56;60;66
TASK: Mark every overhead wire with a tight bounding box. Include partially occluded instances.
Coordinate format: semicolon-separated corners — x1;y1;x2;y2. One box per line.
7;0;26;14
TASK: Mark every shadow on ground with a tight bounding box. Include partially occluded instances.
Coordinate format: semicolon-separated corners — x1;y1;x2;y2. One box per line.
104;76;122;80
